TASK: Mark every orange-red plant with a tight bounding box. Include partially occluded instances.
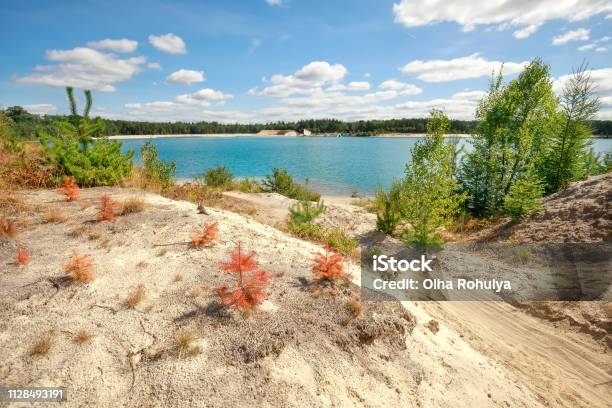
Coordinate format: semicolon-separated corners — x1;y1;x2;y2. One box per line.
16;248;30;265
191;222;219;248
215;242;269;312
1;217;17;239
58;176;80;201
97;195;116;222
63;251;95;283
312;245;348;284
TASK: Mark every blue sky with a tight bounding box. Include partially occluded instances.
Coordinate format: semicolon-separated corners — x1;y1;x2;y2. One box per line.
2;0;611;122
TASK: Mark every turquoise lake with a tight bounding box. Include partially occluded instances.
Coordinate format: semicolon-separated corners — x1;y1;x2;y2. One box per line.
120;136;612;196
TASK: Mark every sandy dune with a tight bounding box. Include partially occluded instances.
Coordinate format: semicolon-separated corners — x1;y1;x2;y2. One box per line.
1;187;610;407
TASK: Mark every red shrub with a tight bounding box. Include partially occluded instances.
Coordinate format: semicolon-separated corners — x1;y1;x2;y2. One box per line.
17;248;30;265
58;176;80;201
97;195;116;222
191;222;218;248
64;251;95;283
1;217;17;239
312;245;348;284
215;242;269;312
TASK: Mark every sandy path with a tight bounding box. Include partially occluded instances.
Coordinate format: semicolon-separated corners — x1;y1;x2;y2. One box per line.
418;301;611;407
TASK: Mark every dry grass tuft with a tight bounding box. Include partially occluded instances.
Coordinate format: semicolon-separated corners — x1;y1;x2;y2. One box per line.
426;320;440;334
74;330;93;345
1;216;17;239
174;329;201;357
156;248;168;257
345;299;364;317
43;208;67;223
120;196;145;215
174;274;184;282
29;336;52;356
63;251;95;283
123;284;146;308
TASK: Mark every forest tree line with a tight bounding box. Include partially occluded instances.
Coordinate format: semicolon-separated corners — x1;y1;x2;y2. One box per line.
3;105;612;138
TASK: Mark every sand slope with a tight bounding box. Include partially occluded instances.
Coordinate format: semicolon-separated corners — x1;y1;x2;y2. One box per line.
0;188;608;407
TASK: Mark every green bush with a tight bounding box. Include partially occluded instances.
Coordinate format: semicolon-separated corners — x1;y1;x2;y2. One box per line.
323;227;357;256
286;220;356;256
375;183;401;235
40;135;133;186
141;141;176;189
262;168;320;201
234;178;261;193
503;173;543;220
397;110;467;246
37;87;134;187
202;166;234;188
514;247;532;264
289;199;326;224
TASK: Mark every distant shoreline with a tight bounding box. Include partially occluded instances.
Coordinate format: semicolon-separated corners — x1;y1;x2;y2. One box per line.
107;133;473;140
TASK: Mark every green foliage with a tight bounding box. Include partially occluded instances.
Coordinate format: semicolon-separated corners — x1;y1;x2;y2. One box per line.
323;227;358;256
286;220;356;256
580;149;610;176
375;182;401;235
39;130;133;186
234;178;261;193
397;110;467;246
38;88;133;186
459;59;558;215
502;173;543;220
0;111;20;151
262;168;320;201
514;247;532;264
540;63;600;193
289;199;326;224
202;166;234;188
140;140;176;188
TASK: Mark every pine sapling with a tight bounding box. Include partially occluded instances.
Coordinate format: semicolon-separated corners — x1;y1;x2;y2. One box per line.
64;250;95;283
16;248;30;265
191;222;219;248
59;176;80;201
97;195;117;222
215;242;269;312
312;245;348;284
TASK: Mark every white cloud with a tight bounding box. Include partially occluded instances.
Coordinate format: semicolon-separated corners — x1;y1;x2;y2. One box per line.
125;88;234;119
147;62;162;70
552;28;590;45
596;47;608;52
249;61;348;97
166;69;205;85
378;79;422;95
578;36;611;51
16;47;145;92
266;0;283;6
513;24;541;39
22;104;57;115
393;0;612;39
149;33;187;54
554;68;612;119
87;38;138;53
401;53;526;82
327;81;371;91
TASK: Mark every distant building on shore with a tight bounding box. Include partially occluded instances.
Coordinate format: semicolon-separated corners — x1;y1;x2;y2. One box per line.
257;129;299;136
